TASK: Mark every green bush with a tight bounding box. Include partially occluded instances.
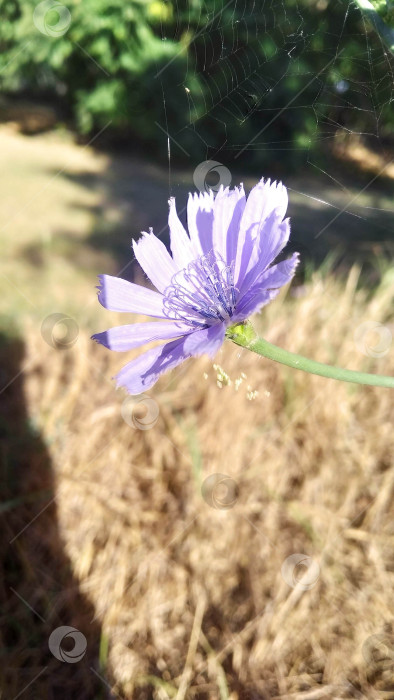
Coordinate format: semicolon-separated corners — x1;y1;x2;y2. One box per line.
1;0;393;168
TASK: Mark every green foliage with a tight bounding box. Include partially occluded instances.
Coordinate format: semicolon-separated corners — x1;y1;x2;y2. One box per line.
370;0;394;24
0;0;189;145
0;0;393;167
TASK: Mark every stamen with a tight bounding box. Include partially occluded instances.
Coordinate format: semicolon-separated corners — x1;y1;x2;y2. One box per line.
163;251;237;325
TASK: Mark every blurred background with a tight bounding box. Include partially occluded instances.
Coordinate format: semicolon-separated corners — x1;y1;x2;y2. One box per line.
1;0;393;698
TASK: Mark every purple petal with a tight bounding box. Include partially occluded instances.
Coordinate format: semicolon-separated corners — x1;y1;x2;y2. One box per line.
233;290;280;322
92;320;193;352
115;323;224;394
212;185;246;265
187;191;215;257
232;289;281;322
234;179;288;288
168;198;195;268
234;253;299;319
225;187;246;266
237;216;291;296
182;322;225;358
115;335;189;394
251;252;299;291
97;275;166;317
132;231;177;293
240;178;288;234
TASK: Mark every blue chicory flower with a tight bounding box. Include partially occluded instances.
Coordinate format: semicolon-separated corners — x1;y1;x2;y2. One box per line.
92;178;299;394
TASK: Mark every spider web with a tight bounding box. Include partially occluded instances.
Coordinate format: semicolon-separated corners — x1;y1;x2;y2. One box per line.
157;0;394;159
155;0;394;273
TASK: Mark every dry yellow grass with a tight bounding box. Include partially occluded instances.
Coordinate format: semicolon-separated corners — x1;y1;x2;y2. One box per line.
1;123;394;700
2;262;393;699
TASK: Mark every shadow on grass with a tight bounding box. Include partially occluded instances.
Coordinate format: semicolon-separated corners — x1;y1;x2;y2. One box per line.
0;331;111;699
32;157;179;283
19;153;394;288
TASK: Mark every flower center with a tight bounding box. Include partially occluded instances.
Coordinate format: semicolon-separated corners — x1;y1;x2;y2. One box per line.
163;251;237;325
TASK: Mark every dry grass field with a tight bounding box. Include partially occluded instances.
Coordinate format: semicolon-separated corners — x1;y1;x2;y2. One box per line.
1;125;394;699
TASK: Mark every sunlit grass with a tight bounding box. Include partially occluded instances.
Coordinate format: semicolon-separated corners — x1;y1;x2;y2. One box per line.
1;126;393;698
5;262;390;698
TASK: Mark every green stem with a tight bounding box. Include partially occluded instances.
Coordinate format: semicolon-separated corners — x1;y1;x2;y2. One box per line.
352;0;394;56
227;323;394;389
